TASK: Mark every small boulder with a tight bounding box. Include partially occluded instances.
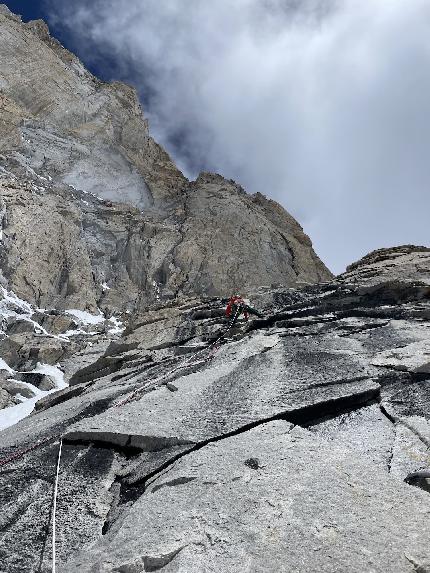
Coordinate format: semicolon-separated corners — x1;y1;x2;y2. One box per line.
0;387;15;409
32;312;77;335
37;375;56;391
37;343;65;364
6;318;36;335
0;335;25;369
13;372;56;391
0;379;36;398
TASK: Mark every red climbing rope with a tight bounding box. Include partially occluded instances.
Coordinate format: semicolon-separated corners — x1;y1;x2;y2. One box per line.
0;434;59;468
115;307;242;407
0;309;244;465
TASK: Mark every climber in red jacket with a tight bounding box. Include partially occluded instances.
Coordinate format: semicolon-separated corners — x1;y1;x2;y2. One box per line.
225;295;263;325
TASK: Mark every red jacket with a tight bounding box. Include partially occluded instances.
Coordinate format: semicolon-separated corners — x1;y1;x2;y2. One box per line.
226;296;248;320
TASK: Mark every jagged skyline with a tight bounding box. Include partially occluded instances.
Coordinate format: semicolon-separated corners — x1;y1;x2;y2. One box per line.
1;6;430;570
4;0;430;273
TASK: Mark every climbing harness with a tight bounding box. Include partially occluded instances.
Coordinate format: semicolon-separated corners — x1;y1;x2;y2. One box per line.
226;296;248;322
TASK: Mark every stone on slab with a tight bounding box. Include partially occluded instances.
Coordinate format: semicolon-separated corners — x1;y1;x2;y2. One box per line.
63;421;430;573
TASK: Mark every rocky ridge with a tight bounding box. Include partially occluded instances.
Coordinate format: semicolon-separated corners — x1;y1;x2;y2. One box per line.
0;4;429;573
0;246;429;572
0;4;331;314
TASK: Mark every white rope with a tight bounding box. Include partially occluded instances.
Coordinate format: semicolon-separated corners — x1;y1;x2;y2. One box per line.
52;438;63;573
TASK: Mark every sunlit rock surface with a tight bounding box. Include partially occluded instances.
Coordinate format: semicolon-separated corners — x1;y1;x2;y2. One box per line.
0;5;429;573
0;248;429;572
0;6;331;315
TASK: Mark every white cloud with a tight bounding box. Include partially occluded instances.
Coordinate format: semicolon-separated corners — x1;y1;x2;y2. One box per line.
48;0;430;272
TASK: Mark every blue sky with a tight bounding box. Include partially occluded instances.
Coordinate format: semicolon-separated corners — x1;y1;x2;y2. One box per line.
4;1;45;21
3;1;108;79
4;1;430;273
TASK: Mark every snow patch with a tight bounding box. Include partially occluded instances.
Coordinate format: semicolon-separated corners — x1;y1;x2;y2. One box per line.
33;362;67;390
1;287;33;314
65;309;105;325
0;398;37;432
0;362;67;431
0;287;52;337
60;328;89;338
108;316;125;335
0;358;14;374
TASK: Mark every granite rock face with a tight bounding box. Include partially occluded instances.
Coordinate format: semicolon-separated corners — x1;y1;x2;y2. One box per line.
0;248;429;572
340;245;430;287
0;6;183;209
0;165;330;313
0;5;331;315
0;5;429;573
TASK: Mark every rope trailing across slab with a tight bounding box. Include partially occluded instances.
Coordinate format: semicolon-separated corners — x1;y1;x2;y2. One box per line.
0;307;245;466
115;306;242;407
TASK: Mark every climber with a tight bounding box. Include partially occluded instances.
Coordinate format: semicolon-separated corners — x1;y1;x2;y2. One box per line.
225;295;263;325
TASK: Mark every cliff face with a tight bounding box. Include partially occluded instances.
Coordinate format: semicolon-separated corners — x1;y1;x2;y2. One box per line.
0;3;331;424
0;164;330;313
0;247;429;572
0;5;331;317
1;5;429;573
0;6;184;209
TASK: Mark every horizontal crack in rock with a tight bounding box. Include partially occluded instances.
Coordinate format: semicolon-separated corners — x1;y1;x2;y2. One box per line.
116;385;381;504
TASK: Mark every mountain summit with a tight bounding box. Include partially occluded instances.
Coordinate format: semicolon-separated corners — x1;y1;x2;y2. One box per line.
0;5;331;316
